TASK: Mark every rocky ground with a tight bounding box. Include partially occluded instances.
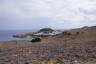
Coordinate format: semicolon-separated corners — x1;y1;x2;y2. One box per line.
0;26;96;64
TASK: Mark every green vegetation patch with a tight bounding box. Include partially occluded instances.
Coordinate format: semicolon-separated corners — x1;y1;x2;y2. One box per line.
31;37;41;42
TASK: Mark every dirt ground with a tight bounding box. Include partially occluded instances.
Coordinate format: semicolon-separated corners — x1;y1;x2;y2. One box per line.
0;26;96;64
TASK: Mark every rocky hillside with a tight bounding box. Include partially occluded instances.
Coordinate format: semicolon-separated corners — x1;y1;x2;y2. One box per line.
0;26;96;64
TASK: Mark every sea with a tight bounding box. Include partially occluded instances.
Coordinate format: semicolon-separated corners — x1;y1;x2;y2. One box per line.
0;30;36;42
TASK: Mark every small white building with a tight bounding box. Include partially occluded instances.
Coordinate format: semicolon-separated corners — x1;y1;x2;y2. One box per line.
34;30;62;36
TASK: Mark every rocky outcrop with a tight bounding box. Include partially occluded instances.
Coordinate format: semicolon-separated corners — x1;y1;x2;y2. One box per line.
13;34;30;38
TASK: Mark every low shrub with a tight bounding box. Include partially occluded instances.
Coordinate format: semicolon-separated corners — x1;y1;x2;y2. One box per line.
62;31;68;35
31;37;41;42
67;32;71;35
76;32;80;35
62;31;71;36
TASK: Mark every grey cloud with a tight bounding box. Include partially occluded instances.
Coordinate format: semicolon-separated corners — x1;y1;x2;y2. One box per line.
79;8;96;15
0;0;96;30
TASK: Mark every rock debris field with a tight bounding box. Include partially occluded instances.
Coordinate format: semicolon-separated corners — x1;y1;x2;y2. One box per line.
0;26;96;64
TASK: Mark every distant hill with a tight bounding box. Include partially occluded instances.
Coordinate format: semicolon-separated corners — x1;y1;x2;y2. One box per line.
38;28;54;33
60;26;96;41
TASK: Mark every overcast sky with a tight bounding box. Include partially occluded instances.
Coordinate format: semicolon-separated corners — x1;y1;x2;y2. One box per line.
0;0;96;30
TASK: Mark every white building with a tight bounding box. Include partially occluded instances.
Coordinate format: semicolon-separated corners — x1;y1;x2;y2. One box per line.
34;30;62;36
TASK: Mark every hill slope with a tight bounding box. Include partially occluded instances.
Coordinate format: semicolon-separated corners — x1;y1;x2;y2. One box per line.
0;26;96;64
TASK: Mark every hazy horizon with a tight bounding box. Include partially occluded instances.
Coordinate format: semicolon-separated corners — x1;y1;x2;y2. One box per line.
0;0;96;30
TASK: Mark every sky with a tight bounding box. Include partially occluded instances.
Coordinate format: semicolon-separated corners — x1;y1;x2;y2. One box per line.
0;0;96;30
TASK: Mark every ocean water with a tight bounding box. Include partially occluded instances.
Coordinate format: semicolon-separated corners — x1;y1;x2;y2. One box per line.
0;30;35;42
